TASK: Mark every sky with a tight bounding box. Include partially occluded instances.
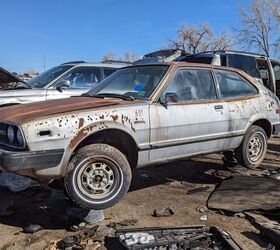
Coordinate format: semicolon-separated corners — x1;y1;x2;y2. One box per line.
0;0;249;73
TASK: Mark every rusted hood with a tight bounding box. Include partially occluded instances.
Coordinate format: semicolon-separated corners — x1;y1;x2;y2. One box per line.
0;97;124;123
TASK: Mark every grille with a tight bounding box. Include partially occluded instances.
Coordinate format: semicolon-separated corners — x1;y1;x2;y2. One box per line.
0;123;9;144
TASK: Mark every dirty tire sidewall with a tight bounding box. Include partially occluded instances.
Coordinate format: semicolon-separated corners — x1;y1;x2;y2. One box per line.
64;144;132;210
235;125;267;169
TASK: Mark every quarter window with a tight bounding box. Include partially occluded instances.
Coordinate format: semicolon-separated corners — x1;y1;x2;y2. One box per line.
215;70;257;98
163;69;217;102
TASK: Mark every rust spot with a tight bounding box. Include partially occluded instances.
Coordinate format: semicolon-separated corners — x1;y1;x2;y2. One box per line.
110;114;118;121
78;118;85;129
69;124;98;149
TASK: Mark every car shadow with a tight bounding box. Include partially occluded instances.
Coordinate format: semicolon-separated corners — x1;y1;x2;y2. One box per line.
129;157;226;192
0;157;227;231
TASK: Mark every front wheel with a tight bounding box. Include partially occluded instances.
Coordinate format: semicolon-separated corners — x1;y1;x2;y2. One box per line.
235;125;267;169
64;144;132;209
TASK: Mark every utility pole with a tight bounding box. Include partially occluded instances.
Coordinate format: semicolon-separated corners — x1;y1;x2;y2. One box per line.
43;55;46;72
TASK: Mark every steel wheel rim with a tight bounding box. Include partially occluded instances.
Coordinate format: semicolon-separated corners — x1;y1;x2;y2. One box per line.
76;157;123;201
246;132;265;163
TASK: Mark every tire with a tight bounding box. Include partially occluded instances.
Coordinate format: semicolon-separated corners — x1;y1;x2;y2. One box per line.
234;125;267;169
64;143;132;209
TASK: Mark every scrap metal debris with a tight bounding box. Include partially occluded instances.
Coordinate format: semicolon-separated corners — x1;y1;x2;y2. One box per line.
23;224;43;234
207;176;280;213
200;214;208;221
116;226;241;250
108;219;138;230
152;208;174;217
245;212;280;248
52;225;101;250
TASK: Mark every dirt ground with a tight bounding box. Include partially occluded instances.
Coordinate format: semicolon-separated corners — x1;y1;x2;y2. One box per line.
0;137;279;250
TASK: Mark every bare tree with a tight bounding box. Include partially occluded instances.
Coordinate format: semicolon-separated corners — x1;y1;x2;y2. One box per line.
102;51;139;62
235;0;280;57
123;51;139;62
269;0;280;23
169;23;233;54
102;52;116;62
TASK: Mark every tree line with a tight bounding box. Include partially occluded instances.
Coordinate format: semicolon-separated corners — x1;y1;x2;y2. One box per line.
102;0;280;61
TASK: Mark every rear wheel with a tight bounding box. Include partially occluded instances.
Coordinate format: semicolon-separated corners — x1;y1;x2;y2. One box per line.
235;125;267;169
64;144;132;209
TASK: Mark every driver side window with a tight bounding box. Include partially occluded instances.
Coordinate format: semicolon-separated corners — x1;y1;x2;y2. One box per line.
162;69;217;102
59;67;101;89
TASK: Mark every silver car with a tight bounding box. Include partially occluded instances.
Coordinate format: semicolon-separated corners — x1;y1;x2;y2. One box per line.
0;62;279;209
0;61;123;106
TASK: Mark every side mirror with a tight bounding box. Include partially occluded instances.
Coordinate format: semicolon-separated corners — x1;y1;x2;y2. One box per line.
165;92;179;103
159;92;179;109
55;80;70;92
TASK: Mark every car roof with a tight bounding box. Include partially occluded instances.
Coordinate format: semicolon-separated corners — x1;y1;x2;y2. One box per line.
123;61;257;82
183;50;267;58
60;61;124;68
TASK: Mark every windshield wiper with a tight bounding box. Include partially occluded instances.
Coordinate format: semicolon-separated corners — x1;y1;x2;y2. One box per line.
80;93;135;101
96;93;135;101
80;93;105;98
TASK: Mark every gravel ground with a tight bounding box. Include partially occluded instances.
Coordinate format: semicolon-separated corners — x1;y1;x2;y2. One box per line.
0;137;279;250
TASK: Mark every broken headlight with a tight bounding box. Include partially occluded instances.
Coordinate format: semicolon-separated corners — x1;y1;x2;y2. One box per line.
7;125;15;144
16;128;24;147
5;124;25;148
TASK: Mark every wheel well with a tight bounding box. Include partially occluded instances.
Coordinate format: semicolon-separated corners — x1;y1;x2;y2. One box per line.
252;119;272;138
74;129;138;169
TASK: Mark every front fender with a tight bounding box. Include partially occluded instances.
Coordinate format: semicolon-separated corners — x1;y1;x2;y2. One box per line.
60;120;138;175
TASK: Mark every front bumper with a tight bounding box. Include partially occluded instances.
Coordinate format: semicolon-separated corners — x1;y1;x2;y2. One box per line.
0;148;64;172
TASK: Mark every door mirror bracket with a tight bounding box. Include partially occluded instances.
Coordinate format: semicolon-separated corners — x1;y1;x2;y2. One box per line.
55;80;70;92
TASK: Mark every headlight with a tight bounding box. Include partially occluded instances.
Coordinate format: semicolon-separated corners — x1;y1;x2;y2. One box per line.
16;129;24;146
7;126;15;144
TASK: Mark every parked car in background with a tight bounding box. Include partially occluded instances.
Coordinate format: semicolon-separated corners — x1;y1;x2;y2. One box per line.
134;49;187;65
178;50;280;99
0;61;124;107
0;62;279;209
0;67;33;91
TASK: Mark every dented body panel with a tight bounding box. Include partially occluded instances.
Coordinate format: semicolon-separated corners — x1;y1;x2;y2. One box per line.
0;62;279;179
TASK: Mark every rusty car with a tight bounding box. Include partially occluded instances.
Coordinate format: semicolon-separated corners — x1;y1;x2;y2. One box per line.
0;62;279;209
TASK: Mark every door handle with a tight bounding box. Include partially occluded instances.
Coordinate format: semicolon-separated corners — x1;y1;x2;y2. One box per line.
214;105;223;110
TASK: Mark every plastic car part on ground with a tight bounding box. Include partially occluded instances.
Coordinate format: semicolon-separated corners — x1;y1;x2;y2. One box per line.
207;176;280;213
116;226;241;250
0;172;39;192
244;212;280;248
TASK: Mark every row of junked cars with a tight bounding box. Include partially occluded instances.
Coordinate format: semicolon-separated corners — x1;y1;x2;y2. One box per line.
0;49;279;209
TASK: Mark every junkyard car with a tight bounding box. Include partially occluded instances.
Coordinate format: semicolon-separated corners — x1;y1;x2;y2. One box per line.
0;62;279;209
178;50;280;99
0;62;123;107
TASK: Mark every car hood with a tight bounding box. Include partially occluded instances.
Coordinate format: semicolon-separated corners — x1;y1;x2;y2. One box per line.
0;97;126;123
0;67;33;90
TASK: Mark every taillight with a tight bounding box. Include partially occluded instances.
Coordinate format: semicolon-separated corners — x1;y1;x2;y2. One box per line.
276;109;280;114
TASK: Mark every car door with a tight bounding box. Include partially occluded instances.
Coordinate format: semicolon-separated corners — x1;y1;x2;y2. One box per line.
46;67;102;100
149;67;230;162
214;69;260;138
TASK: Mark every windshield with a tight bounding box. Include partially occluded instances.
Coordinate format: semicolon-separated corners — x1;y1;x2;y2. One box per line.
28;65;72;88
86;65;169;99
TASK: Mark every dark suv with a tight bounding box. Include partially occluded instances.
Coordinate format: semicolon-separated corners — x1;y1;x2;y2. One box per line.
178;50;280;98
